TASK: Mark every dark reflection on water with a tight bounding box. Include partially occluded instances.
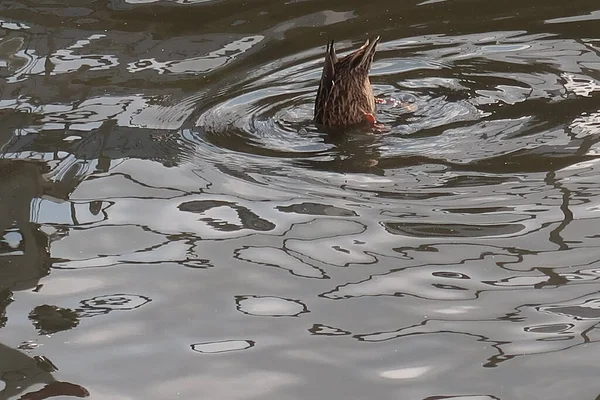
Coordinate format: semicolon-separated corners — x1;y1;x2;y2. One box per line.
0;343;89;400
3;0;600;399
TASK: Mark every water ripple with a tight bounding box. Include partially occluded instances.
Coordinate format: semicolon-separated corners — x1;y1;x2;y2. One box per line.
4;3;600;399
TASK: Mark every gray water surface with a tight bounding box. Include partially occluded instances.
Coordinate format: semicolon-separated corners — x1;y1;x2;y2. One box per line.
2;1;600;399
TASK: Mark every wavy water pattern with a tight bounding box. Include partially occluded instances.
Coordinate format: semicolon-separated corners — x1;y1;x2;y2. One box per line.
2;1;600;400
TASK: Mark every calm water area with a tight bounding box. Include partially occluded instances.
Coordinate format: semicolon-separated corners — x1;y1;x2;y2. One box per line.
2;1;600;399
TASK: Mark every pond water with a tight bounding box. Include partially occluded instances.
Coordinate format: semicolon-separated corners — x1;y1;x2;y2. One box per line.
2;1;600;399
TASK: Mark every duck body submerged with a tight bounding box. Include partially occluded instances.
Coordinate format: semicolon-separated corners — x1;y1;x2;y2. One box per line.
314;37;380;128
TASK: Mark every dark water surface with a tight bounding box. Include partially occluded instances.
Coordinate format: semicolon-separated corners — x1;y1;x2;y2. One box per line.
2;0;600;399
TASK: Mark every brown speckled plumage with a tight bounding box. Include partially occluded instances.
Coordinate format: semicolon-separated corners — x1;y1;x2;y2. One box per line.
314;37;380;127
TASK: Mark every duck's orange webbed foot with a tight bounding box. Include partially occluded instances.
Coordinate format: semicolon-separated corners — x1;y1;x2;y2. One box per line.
364;112;389;133
364;112;377;125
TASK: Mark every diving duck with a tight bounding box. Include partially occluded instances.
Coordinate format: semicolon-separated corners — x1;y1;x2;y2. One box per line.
314;37;380;128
